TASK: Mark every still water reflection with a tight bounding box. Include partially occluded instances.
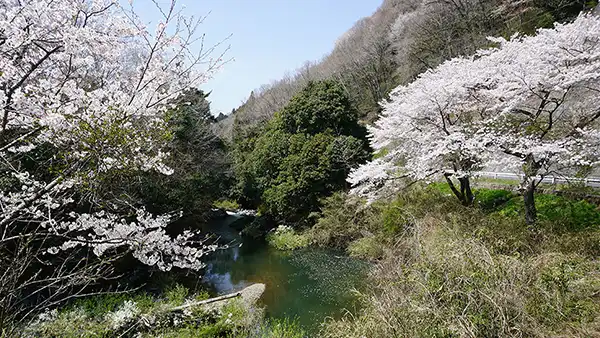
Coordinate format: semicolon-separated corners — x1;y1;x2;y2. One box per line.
200;215;370;332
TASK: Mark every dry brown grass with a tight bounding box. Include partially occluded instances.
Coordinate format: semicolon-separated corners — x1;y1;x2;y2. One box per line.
318;187;600;337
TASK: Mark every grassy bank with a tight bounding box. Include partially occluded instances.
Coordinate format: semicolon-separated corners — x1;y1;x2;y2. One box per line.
22;284;304;338
304;185;600;337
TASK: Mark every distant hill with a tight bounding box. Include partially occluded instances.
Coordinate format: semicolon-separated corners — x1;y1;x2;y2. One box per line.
217;0;593;139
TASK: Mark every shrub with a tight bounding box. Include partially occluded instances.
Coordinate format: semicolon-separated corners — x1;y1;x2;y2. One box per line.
475;188;517;211
65;293;130;320
266;225;311;251
213;199;240;211
308;192;382;249
164;284;189;306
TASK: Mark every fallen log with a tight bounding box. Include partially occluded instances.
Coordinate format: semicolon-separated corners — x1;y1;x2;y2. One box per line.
169;291;242;312
167;283;266;313
126;284;266;336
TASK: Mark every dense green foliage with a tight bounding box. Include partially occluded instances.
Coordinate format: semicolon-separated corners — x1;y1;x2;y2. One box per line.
307;192;383;249
134;88;232;216
276;81;369;138
266;226;311;251
233;80;371;224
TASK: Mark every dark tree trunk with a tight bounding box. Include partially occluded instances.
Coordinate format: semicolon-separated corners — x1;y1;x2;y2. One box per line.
459;176;474;206
521;153;541;226
523;179;537;225
444;173;463;202
444;173;473;206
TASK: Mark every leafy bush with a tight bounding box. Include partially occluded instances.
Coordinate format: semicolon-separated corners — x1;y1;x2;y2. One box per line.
308;192;382;249
164;284;189;306
536;195;600;231
266;226;310;251
213;199;240;211
475;188;517;211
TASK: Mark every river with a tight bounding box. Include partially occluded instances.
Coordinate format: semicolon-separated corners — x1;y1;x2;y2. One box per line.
199;214;370;333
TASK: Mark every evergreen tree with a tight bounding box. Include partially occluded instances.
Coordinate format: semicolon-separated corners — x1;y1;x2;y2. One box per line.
233;80;371;224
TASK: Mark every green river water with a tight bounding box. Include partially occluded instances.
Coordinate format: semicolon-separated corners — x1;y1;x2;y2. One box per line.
199;214;370;333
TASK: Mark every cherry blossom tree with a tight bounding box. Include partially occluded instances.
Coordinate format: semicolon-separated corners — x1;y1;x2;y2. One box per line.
0;0;227;328
347;53;491;205
469;14;600;224
349;14;600;224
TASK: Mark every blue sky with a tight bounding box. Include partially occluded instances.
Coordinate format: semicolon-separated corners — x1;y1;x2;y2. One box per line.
134;0;382;115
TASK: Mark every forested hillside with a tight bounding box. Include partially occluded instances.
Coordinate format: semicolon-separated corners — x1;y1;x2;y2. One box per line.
218;0;596;138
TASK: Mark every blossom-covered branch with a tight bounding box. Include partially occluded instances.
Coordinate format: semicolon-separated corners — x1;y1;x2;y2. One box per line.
0;0;228;326
350;14;600;222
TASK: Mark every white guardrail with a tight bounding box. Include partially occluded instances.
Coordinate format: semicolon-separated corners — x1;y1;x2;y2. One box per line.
478;172;600;188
